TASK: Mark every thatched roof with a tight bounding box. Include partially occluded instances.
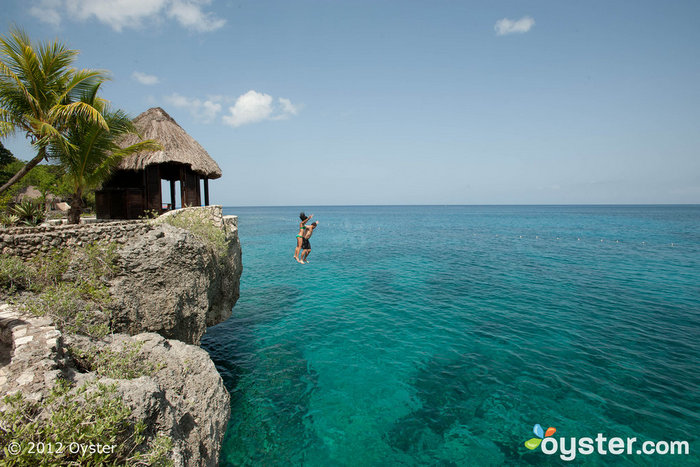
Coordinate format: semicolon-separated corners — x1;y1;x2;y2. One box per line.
117;107;222;179
13;185;41;202
13;186;59;203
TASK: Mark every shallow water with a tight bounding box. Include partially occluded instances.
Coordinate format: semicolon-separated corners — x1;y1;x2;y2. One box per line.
202;205;700;466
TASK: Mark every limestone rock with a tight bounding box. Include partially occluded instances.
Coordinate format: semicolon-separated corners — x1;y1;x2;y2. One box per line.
109;207;242;344
66;332;230;467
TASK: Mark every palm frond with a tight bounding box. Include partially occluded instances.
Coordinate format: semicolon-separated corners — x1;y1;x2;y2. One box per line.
49;101;109;130
56;68;110;105
0;121;15;138
113;139;163;158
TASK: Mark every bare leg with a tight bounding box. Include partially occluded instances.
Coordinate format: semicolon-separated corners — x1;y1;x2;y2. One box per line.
302;249;311;263
294;238;303;262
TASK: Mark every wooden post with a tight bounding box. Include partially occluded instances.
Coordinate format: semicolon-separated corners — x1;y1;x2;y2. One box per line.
180;167;186;208
204;178;209;206
169;179;176;210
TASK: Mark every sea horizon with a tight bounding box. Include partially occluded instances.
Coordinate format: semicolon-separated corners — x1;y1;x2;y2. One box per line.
222;203;700;208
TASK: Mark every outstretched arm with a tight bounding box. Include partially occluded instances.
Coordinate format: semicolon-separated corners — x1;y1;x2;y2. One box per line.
300;213;314;226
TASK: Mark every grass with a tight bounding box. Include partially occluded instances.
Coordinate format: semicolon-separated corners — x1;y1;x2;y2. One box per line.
1;242;117;338
68;341;165;380
0;243;178;464
0;379;173;466
159;210;229;255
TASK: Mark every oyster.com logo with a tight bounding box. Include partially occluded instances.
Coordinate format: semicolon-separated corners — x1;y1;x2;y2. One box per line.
524;424;556;450
522;423;690;461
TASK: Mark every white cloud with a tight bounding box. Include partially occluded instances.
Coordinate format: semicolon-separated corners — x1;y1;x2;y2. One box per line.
132;71;160;85
276;98;299;119
29;0;225;32
29;0;63;26
163;90;298;126
168;0;226;32
494;16;535;36
164;93;222;123
223;91;299;127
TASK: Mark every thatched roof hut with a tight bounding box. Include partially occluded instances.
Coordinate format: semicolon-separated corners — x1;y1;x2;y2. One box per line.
117;107;222;179
96;107;222;220
13;185;42;203
13;186;59;208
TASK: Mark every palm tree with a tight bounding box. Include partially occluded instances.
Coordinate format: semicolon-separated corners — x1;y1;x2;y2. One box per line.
0;27;108;195
52;83;161;224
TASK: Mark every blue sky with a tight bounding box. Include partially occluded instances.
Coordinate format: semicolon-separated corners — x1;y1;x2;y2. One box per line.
3;0;699;205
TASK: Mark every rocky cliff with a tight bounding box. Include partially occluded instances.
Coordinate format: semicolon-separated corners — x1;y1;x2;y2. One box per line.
0;206;242;466
109;207;242;345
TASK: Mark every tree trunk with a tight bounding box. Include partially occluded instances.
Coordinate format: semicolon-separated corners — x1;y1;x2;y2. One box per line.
0;147;46;195
67;190;83;224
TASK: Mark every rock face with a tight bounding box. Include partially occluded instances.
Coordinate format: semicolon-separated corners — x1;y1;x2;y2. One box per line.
0;307;229;467
109;207;242;345
67;333;230;467
0;207;240;466
0;304;65;401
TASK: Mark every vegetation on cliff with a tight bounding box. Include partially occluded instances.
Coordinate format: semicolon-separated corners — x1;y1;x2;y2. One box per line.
0;380;172;466
0;210;240;465
0;242;175;465
0;242;117;337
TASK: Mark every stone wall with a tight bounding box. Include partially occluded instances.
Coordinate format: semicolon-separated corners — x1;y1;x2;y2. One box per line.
0;205;236;258
0;220;155;258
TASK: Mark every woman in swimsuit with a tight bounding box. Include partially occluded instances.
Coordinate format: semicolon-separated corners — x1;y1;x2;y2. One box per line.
294;212;313;263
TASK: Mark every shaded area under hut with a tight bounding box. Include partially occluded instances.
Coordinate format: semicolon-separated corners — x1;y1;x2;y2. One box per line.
96;107;222;220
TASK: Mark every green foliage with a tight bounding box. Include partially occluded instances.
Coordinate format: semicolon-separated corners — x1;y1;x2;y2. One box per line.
30;249;71;288
48;81;162;223
20;285;111;338
0;249;69;292
69;341;164;380
0;380;173;466
83;241;120;278
0;141;18;188
161;211;229;255
0;141;14;167
0;27;109;194
11;200;45;226
0;212;19;227
0;255;31;292
0;160;68;215
1;242;118;337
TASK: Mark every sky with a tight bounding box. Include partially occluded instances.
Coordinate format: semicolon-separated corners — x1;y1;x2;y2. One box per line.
2;0;699;205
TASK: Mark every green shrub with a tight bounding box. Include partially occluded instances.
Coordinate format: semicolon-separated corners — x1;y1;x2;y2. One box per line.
29;249;71;289
11;200;45;226
83;241;120;279
0;256;32;292
160;211;229;255
0;380;173;466
5;242;119;338
68;341;163;380
0;212;19;227
0;249;70;293
20;282;111;338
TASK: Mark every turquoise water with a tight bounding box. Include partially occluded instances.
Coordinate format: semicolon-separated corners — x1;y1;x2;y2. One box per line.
202;206;700;466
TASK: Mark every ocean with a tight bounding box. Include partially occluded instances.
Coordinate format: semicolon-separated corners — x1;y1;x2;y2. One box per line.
201;205;700;466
